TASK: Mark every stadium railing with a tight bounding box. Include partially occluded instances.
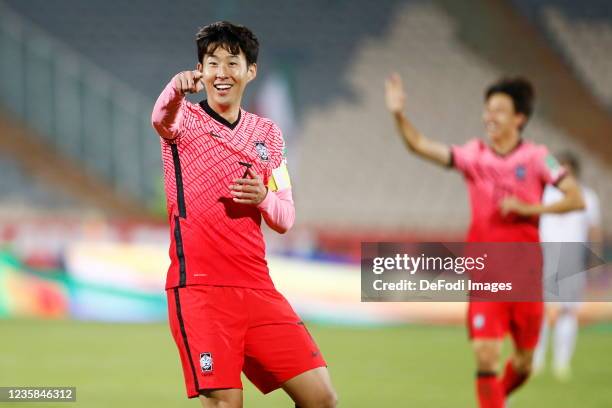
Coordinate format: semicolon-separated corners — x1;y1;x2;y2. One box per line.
0;1;160;206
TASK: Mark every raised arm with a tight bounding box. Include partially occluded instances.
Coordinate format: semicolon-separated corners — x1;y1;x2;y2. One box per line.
151;70;204;140
385;73;451;167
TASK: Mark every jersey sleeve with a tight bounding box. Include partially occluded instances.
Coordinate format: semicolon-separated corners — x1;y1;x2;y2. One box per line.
536;146;566;185
151;78;186;141
450;139;480;176
258;123;295;233
266;124;292;192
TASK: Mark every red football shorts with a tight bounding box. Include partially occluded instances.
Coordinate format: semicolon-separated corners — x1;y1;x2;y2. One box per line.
467;301;544;349
167;285;326;398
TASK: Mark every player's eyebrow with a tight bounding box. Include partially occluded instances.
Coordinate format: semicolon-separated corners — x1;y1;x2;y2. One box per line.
206;53;240;60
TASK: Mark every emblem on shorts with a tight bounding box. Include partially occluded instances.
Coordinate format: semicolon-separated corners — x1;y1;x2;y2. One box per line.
200;352;213;373
255;141;269;161
473;314;485;330
515;164;526;180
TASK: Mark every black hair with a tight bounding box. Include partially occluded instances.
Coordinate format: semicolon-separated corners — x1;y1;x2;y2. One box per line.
485;77;535;130
196;21;259;66
556;150;581;177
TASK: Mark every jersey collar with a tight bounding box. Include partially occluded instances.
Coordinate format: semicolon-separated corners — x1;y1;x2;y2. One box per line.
199;99;241;130
488;138;523;158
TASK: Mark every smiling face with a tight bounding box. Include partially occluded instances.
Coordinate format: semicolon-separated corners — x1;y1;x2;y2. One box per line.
482;93;525;143
197;45;257;111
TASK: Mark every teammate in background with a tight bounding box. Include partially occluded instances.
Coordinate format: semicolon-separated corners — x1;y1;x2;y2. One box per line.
385;74;584;408
534;151;603;381
151;22;336;408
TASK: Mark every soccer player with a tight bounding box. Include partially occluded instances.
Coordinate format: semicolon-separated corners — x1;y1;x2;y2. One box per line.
384;74;584;408
151;22;337;408
534;151;602;381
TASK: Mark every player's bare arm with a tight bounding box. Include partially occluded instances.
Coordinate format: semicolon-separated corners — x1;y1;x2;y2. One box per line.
385;73;451;167
500;175;585;216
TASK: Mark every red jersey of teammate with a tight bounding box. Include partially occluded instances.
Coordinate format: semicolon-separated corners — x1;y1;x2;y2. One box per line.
154;80;288;290
452;138;565;242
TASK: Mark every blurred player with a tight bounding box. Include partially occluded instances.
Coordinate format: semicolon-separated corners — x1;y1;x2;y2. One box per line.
151;21;336;408
534;151;602;381
385;74;584;408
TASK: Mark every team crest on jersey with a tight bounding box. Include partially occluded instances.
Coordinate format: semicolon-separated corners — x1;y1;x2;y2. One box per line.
200;352;213;374
515;164;526;181
473;314;485;330
255;141;269;161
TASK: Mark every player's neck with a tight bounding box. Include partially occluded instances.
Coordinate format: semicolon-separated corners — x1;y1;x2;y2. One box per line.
491;132;521;156
208;100;241;124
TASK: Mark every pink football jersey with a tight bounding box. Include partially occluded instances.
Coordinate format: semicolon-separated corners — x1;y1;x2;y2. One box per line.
452;139;565;242
153;81;286;289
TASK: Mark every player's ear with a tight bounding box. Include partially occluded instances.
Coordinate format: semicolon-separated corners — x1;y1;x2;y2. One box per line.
515;113;526;130
246;63;257;83
196;62;203;73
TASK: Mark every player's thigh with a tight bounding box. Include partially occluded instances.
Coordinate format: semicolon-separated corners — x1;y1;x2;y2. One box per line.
167;286;248;396
243;290;327;394
198;389;243;408
510;302;544;350
243;321;327;394
282;366;337;408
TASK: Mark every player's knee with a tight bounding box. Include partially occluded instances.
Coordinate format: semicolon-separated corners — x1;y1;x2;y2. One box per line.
474;346;500;372
514;360;533;375
316;388;338;408
326;389;339;408
476;359;498;372
199;394;243;408
302;387;337;408
200;400;242;408
513;353;534;374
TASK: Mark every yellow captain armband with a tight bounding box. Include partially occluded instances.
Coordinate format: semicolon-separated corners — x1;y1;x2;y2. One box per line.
267;160;292;192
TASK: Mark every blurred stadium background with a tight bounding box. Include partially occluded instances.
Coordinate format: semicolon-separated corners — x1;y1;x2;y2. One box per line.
0;0;611;406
